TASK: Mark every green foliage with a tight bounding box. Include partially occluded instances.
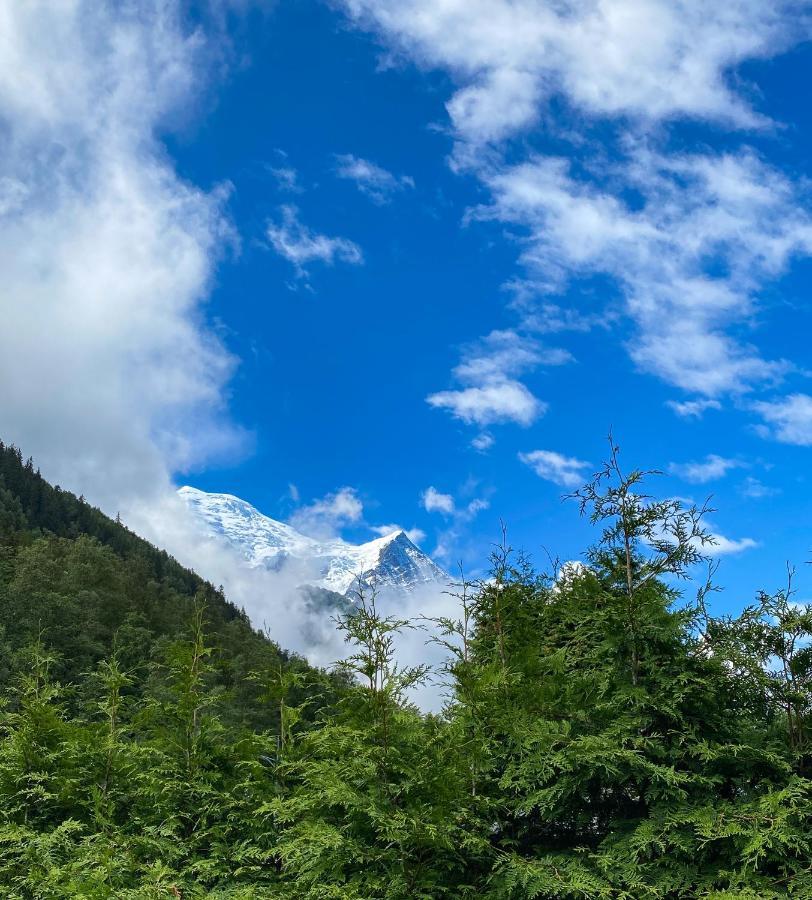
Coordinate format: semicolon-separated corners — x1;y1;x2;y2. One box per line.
271;584;488;897
1;439;812;897
0;441;341;730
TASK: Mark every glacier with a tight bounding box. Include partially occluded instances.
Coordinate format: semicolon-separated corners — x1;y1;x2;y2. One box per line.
178;486;448;596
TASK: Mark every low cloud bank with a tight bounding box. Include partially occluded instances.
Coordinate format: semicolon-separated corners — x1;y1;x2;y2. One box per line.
132;493;459;711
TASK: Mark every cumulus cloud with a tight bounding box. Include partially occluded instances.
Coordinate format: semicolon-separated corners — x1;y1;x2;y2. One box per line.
428;381;544;427
334;154;414;203
266;204;363;275
427;329;567;428
421;486;456;515
754;394;812;446
670;454;742;483
289;486;364;538
340;0;800;140
519;449;591;488
0;1;246;520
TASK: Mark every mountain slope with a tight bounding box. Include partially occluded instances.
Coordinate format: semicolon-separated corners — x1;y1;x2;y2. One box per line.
0;441;341;731
178;486;448;595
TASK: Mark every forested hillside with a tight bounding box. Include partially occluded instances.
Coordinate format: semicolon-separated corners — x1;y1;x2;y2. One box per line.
0;442;339;733
1;441;812;898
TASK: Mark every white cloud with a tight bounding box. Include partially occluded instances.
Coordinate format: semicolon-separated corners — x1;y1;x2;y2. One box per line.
471;431;495;452
707;531;758;556
465;498;490;516
421;486;489;521
266;204;363;274
339;1;812;405
651;504;757;558
740;476;778;499
0;1;246;518
289;486;364;538
427;330;564;428
334;154;414;203
428;381;545;427
371;523;427;545
340;0;800;141
147;492;457;711
421;486;456;515
477;149;808;396
754;394;812;446
667;398;723;419
452;329;572;382
421;489;490;566
0;3;413;697
519;449;591;488
670;454;742;483
268;165;302;193
516;299;610;334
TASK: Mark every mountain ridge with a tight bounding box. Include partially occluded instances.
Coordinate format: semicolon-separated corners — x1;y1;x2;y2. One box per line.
178;485;448;596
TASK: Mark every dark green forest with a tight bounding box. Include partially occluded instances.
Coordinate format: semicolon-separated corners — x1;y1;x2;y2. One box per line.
1;440;812;898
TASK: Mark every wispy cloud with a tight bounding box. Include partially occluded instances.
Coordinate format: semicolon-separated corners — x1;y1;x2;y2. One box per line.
667;398;722;419
421;486;489;523
452;330;572;381
266;204;363;276
740;477;779;500
267;165;302;193
707;531;758;556
670;454;742;484
471;432;495;452
519;449;591;489
515;299;611;335
420;484;490;562
371;523;427;545
289;486;364;538
334;154;414;203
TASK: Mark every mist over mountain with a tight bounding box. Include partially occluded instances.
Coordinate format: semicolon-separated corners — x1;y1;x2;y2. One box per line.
178;486;449;597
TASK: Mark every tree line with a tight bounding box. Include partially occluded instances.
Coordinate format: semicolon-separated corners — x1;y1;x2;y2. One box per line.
0;439;811;897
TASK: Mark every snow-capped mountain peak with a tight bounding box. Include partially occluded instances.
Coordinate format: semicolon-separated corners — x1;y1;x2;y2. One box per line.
178;486;447;596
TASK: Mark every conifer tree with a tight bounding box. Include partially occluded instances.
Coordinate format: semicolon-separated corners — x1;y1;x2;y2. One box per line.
272;581;483;898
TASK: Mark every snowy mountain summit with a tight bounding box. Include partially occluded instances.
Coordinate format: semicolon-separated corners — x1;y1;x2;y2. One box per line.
178;486;448;596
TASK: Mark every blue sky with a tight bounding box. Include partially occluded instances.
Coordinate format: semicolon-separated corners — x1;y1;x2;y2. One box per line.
3;1;812;618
